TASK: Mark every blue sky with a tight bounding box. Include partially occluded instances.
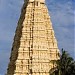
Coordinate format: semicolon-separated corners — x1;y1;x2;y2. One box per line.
0;0;74;75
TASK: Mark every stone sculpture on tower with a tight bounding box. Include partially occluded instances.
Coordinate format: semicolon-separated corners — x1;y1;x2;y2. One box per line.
6;0;60;75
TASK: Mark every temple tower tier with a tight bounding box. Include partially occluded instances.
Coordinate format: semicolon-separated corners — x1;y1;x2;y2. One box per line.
6;0;60;75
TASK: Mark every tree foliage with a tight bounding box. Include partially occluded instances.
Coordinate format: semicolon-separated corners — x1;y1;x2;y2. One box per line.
50;49;75;75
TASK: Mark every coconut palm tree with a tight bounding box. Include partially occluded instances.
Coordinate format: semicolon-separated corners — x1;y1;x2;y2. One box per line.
50;49;75;75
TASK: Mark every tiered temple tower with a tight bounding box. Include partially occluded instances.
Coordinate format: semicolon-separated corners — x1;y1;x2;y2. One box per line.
6;0;59;75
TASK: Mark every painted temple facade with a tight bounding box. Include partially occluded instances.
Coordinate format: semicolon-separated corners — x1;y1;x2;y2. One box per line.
6;0;59;75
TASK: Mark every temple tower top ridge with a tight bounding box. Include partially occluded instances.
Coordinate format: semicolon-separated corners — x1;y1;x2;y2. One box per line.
24;0;45;3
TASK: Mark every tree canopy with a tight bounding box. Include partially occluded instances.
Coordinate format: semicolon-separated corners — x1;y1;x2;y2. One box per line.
50;49;75;75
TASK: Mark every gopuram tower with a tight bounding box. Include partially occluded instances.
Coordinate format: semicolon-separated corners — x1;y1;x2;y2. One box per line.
6;0;60;75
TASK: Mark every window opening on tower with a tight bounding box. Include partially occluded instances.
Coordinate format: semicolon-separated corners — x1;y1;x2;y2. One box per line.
30;69;32;74
35;1;38;6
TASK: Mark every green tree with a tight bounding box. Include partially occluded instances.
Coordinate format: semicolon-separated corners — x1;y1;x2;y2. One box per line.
50;49;75;75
